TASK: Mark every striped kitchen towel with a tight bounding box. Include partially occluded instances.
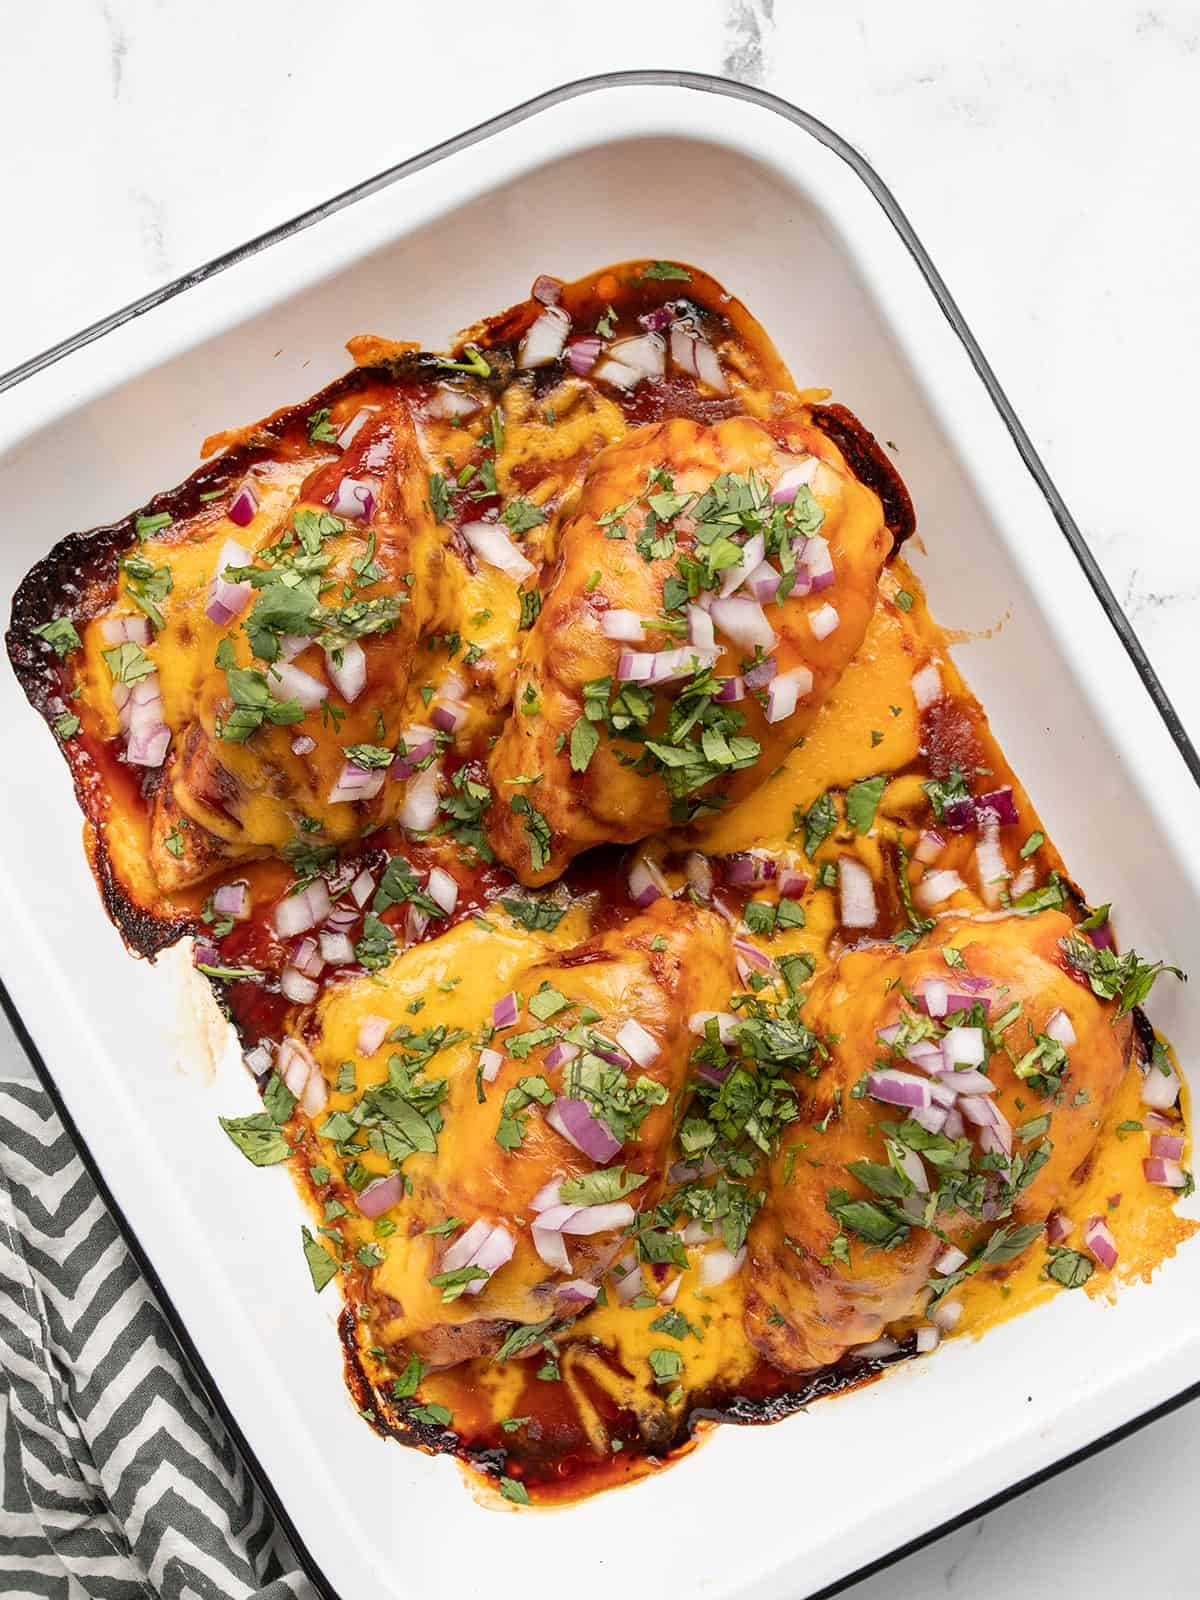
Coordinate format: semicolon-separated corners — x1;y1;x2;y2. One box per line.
0;1078;316;1600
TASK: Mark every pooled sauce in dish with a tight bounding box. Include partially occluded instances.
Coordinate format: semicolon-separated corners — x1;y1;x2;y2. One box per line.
8;261;1192;1506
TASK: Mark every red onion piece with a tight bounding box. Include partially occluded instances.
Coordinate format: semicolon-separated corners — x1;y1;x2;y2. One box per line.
325;639;366;703
725;850;777;886
715;674;745;702
915;868;965;909
565;336;602;376
357;1175;404;1219
644;645;720;684
532;1224;571;1272
942;797;976;833
932;1299;963;1332
426;866;458;915
1083;1215;1118;1270
1144;1157;1187;1187
744;561;781;604
327;760;386;806
866;1069;932;1110
330;476;375;522
809;602;840;641
916;1325;940;1354
212;880;250;921
934;1244;968;1274
463;1226;515;1292
532;275;563;306
280;967;319;1004
687;604;716;650
560;1201;636;1236
1046;1210;1072;1244
1141;1062;1181;1110
543;1041;580;1071
559;1279;600;1304
699;1245;745;1287
546;1097;622;1163
404;904;429;946
718;533;766;599
914;829;945;865
461;520;537;582
594;332;664;388
289;937;324;980
799;537;835;591
291;734;316;756
686;852;714;900
922;979;949;1018
839;857;877;929
228;482;259;527
976;787;1019;825
270;660;325;710
397;761;441;832
1044;1008;1076;1048
771;458;818;504
350;868;376;907
492;992;520;1029
1150;1133;1185;1161
319;930;355;965
628;855;670;908
766;666;814;724
518;305;571;369
102;613;153;646
356;1014;390;1055
743;655;777;691
478;1047;504;1084
441;1218;492;1273
274;879;331;938
615;1018;659;1067
941;1026;986;1070
688;1010;739;1042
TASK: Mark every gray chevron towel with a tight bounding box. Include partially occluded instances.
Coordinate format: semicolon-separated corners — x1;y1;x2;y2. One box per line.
0;1078;317;1600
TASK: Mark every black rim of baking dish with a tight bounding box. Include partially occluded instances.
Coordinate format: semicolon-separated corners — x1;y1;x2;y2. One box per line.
2;69;1199;1600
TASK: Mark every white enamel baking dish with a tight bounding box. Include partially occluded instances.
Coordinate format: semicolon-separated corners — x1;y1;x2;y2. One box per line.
2;73;1198;1600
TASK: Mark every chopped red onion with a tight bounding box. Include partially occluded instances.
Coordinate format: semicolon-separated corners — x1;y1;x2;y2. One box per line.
644;644;720;683
743;655;777;691
397;761;441;832
347;868;374;908
1083;1215;1118;1270
1144;1157;1187;1187
431;700;469;735
355;1175;404;1220
268;660;325;711
212;880;250;921
766;665;814;723
615;1018;659;1068
614;1254;644;1303
743;561;782;604
688;1010;739;1042
518;305;571;369
710;596;775;655
441;1218;493;1273
291;734;316;757
771;458;818;504
799;536;835;591
356;1014;390;1055
426;867;458;915
228;482;259;527
866;1069;932;1110
922;979;949;1018
934;1244;968;1274
565;336;602;376
943;1106;966;1139
931;1299;963;1332
532;275;563;306
915;868;965;909
317;930;353;966
560;1201;637;1236
328;760;386;806
461;520;537;582
726;850;777;886
941;1026;986;1070
854;1336;901;1362
809;602;840;641
463;1225;515;1292
628;854;670;908
1141;1062;1181;1110
559;1279;600;1304
699;1246;746;1287
102;612;153;646
543;1041;580;1071
733;936;775;978
325;639;366;703
715;674;745;702
976;787;1019;825
942;797;976;833
1046;1210;1072;1245
904;1040;947;1075
478;1047;504;1084
718;532;766;599
686;852;714;900
280;967;319;1004
687;604;716;650
914;829;945;865
839;857;877;929
330;476;375;522
530;1178;563;1214
532;1224;572;1272
390;730;437;781
492;992;520;1029
205;538;253;625
594;332;664;388
274;879;331;938
289;937;324;980
916;1325;940;1354
1044;1008;1076;1048
1150;1133;1185;1161
546;1098;622;1163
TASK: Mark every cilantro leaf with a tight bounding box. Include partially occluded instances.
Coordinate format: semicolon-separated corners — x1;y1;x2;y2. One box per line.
218;1113;290;1166
301;1226;339;1291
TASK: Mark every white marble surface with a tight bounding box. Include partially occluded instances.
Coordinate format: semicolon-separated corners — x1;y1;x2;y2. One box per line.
2;1;1199;1595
